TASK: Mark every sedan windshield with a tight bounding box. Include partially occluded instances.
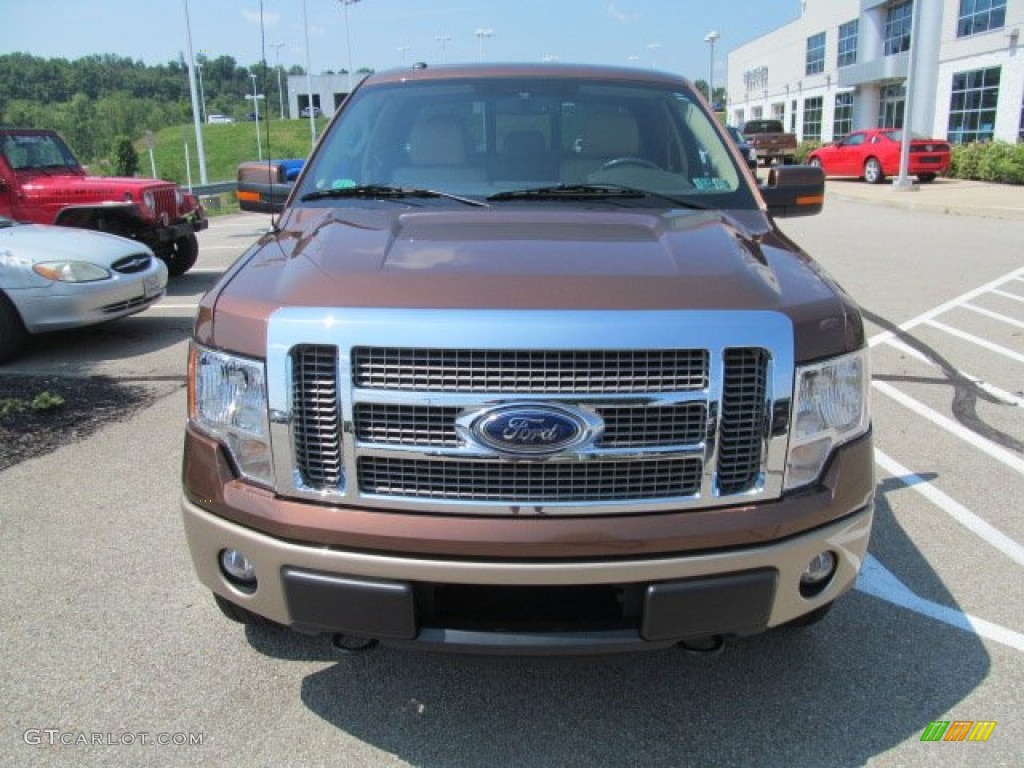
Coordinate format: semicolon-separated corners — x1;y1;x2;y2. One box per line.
295;76;755;210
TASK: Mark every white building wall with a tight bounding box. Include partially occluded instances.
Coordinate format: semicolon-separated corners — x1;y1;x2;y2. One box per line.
728;0;1024;145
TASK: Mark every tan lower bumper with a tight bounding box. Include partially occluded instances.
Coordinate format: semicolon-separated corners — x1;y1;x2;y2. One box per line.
182;495;873;635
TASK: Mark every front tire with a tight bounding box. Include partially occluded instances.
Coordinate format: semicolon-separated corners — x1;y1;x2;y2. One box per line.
163;233;199;277
0;292;28;363
864;157;885;184
808;157;822;170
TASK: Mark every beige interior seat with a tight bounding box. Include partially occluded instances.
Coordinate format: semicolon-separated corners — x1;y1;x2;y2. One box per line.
560;109;640;184
391;116;485;187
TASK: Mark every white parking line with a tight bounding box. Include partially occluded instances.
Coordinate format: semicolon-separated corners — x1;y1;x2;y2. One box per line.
874;449;1024;566
856;555;1024;653
868;265;1024;348
992;288;1024;303
872;381;1024;475
961;302;1024;330
925;320;1024;364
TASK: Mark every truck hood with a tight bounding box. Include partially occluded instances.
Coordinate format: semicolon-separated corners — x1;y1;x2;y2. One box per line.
204;206;861;361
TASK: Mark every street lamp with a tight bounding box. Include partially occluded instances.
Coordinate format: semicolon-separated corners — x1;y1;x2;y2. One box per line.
475;28;494;62
437;34;452;63
195;60;207;124
180;0;208;186
647;42;662;69
704;30;720;109
271;41;286;119
397;45;410;65
339;0;360;94
302;0;316;148
246;73;265;160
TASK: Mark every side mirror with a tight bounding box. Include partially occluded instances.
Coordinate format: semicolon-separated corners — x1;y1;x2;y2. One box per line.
236;160;295;214
759;165;824;218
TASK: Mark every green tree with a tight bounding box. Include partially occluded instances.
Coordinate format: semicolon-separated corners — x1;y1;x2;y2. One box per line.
111;135;139;177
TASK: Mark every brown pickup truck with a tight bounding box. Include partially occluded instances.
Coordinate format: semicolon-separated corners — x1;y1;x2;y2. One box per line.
182;63;874;655
742;119;799;167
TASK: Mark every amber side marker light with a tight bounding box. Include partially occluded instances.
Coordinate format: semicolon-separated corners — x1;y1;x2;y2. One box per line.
796;194;825;206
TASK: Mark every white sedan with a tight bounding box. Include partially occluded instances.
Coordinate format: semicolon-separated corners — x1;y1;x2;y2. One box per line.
0;215;167;361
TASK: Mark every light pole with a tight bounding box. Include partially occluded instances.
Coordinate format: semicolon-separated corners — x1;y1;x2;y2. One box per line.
397;45;410;65
704;30;720;109
647;42;662;69
181;0;207;186
302;0;316;147
246;73;265;160
475;28;494;62
339;0;360;94
271;41;286;119
195;60;207;124
437;34;452;63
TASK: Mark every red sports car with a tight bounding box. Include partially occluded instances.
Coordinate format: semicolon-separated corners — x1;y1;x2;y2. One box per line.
807;129;951;184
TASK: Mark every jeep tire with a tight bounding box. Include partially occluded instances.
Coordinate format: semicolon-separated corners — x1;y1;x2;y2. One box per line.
163;233;199;277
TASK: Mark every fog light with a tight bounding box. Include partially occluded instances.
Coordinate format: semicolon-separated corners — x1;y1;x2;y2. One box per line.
800;551;836;597
220;548;257;589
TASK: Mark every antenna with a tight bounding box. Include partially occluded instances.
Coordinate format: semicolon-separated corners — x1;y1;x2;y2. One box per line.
257;0;281;231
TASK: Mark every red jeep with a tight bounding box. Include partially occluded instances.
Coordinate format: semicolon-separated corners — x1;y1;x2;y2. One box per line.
0;128;207;276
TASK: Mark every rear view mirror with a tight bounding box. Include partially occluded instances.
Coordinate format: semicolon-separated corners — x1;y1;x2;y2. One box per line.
759;165;825;218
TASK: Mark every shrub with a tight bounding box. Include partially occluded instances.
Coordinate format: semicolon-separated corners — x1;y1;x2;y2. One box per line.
794;140;821;164
949;141;1024;185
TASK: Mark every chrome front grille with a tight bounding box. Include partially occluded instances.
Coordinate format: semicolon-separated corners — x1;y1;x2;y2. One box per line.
717;348;769;494
358;456;703;502
354;402;708;449
352;348;708;393
292;345;342;488
268;308;793;516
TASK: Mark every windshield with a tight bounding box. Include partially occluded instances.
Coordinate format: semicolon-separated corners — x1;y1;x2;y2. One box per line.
1;132;79;171
296;75;755;209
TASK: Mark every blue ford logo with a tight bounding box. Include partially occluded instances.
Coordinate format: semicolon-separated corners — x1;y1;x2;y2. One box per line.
469;404;593;456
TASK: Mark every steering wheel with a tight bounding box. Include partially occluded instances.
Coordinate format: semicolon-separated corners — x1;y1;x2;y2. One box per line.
600;157;660;171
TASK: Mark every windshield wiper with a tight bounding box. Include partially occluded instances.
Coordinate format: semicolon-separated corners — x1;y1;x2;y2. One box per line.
300;184;488;207
486;183;712;210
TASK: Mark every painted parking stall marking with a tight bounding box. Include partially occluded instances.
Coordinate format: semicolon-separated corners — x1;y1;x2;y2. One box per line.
858;264;1024;651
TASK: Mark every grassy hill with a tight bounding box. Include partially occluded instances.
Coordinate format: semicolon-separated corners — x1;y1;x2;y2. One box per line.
143;118;325;186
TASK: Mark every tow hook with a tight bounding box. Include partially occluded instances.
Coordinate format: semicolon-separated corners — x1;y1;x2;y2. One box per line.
676;635;726;656
331;634;379;655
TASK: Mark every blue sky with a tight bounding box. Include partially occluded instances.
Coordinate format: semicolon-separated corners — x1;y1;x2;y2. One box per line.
2;1;800;82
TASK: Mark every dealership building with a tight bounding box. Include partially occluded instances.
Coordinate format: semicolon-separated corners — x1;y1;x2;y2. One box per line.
726;0;1023;144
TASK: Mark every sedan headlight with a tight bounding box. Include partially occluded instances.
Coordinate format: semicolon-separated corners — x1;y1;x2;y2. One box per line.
188;343;274;487
33;261;111;283
785;348;870;490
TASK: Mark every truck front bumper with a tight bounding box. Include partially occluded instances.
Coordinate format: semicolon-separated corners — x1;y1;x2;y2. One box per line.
182;497;873;654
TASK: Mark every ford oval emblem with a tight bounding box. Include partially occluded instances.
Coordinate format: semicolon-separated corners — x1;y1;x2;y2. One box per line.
470;404;592;456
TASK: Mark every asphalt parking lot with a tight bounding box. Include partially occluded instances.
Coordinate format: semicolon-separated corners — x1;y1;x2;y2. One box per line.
2;183;1022;767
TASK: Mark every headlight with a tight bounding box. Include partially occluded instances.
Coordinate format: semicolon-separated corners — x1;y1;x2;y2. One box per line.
188;343;274;487
785;348;870;490
143;191;156;211
174;187;185;207
748;148;758;162
33;261;111;283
